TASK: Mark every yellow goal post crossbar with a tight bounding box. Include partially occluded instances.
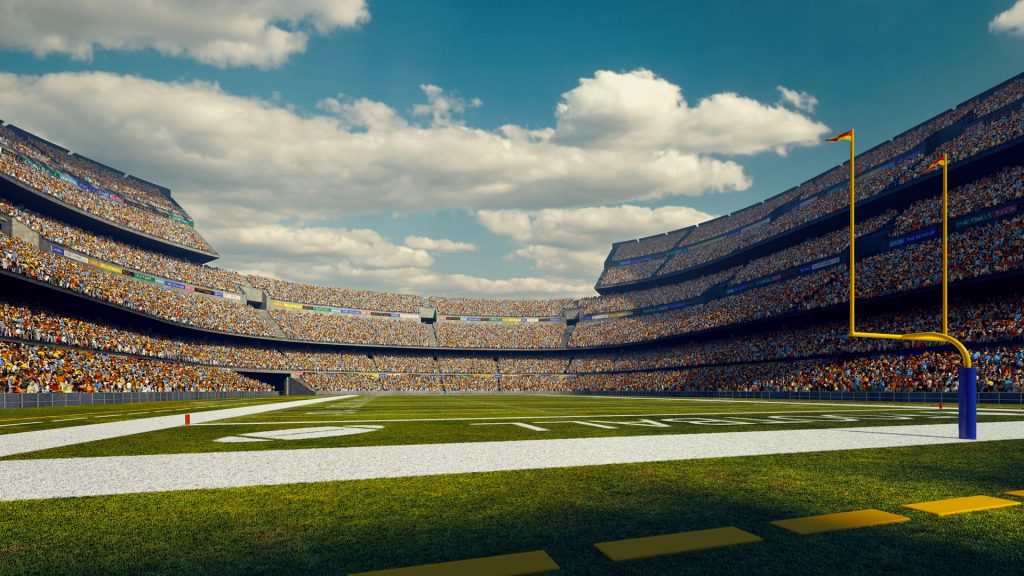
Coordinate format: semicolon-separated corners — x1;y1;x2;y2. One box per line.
836;129;971;368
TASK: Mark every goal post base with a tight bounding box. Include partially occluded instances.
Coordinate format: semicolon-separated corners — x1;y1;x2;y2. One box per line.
958;367;977;440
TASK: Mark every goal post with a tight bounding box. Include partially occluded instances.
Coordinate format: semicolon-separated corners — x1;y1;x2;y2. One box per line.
829;130;977;439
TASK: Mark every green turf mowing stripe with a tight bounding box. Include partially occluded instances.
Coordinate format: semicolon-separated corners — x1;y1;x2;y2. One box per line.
348;550;559;575
770;509;910;535
594;526;762;561
1006;490;1024;497
902;495;1022;516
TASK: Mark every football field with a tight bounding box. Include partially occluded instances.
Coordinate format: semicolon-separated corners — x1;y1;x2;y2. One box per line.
1;394;1023;575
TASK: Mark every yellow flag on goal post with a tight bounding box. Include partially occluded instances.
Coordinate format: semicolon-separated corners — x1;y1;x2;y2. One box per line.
825;129;854;142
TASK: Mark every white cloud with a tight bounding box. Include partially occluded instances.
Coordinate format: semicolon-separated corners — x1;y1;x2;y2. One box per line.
990;1;1024;35
0;0;369;69
509;244;609;275
412;85;483;127
204;224;434;269
554;69;829;154
0;69;823;298
318;96;409;132
241;260;594;298
777;86;819;113
478;204;714;277
0;71;754;218
404;236;476;252
477;204;713;247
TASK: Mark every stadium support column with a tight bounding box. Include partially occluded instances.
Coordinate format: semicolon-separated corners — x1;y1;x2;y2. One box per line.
958;367;977;440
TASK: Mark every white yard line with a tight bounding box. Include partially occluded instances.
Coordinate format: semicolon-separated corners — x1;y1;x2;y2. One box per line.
195;407;945;425
0;420;1022;502
0;421;40;428
0;396;354;459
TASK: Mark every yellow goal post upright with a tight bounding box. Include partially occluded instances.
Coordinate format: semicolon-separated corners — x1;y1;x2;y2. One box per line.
829;129;977;439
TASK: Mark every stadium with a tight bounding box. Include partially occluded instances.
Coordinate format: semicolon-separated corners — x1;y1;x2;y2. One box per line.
2;4;1024;576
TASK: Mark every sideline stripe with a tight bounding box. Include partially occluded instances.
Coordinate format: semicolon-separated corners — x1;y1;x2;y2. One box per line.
199;408;932;425
0;421;41;428
595;526;761;561
3;421;1024;502
349;550;558;576
902;495;1022;516
0;396;354;458
1007;490;1024;497
770;509;909;535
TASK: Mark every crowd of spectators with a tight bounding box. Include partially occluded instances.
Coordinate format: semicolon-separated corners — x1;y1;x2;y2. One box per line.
733;211;895;283
498;355;571;374
249;275;427;313
569;347;1023;394
1;339;270;393
596;80;1024;289
305;371;577;392
3;190;1021;351
0;233;276;337
251;276;574;318
270;309;433;346
891;165;1024;237
280;350;376;372
434;320;565;349
0;298;289;369
610;228;690;261
567;294;1024;374
935;107;1024;165
0;144;213;252
0;126;190;219
582;267;738;314
2;280;1019;394
431;296;573;318
851;215;1024;301
596;256;666;287
654;346;1024;394
571;267;842;347
0;197;242;292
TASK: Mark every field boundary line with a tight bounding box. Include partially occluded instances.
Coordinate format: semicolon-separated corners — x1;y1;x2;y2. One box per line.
0;396;354;458
2;420;1023;501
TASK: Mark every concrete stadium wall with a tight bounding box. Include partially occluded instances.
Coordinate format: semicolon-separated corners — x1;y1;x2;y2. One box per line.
574;390;1024;404
0;391;279;409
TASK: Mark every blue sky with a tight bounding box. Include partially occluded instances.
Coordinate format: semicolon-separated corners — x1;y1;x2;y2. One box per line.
0;0;1022;297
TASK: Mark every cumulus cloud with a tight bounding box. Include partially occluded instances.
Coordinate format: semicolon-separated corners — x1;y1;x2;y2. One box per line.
0;0;369;69
554;69;829;154
0;69;823;297
478;204;714;278
777;86;819;113
990;1;1024;35
202;224;434;269
0;71;753;218
243;260;594;298
404;236;476;252
412;85;483;127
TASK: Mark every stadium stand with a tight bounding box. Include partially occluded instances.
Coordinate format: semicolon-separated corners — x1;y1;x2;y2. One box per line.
0;128;215;254
0;340;270;393
1;73;1023;394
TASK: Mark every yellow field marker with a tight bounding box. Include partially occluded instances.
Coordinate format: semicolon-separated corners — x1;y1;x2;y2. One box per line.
1006;490;1024;498
348;550;559;576
903;495;1021;516
770;509;910;535
594;526;762;562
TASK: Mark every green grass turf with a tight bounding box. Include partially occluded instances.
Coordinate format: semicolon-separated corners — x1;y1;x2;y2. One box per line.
0;438;1021;575
0;397;293;435
7;394;1024;459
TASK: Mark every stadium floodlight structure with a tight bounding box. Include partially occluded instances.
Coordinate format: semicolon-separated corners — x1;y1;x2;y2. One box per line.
829;130;977;439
